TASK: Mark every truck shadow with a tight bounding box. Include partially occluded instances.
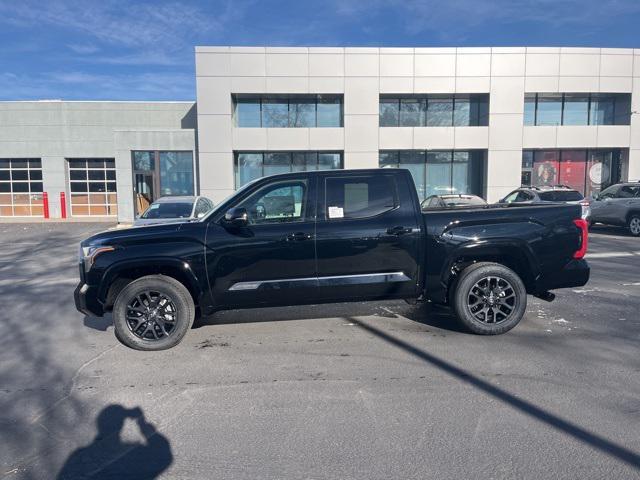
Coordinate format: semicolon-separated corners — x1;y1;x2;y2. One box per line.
196;300;466;333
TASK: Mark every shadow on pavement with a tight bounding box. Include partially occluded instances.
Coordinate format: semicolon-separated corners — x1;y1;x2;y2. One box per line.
57;404;173;480
349;316;640;470
83;314;113;332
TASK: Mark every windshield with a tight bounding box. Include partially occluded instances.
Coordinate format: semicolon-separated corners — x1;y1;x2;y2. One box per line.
141;202;193;219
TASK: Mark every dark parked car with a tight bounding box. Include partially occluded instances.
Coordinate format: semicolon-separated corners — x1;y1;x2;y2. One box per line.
134;196;214;226
76;169;589;350
500;186;590;220
589;182;640;236
421;194;487;210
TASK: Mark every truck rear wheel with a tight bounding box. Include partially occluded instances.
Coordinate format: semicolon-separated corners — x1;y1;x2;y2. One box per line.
112;275;195;351
452;262;527;335
628;214;640;236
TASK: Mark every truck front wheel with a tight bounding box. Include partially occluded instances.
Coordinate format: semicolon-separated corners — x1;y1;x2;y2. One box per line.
452;262;527;335
112;275;195;350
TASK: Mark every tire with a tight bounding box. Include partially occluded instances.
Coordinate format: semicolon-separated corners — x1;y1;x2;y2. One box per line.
627;214;640;237
451;262;527;335
112;275;195;351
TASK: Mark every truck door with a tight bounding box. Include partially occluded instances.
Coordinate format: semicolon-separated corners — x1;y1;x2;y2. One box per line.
205;175;318;308
314;172;421;301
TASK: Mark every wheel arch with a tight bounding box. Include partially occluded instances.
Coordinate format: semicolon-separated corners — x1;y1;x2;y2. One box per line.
99;258;202;311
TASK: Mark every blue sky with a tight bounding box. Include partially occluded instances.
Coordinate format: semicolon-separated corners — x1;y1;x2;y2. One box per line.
1;0;639;101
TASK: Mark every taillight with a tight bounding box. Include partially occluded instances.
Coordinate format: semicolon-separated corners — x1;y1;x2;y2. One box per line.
573;218;588;259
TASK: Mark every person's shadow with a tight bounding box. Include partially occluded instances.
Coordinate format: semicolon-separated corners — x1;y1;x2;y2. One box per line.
57;404;173;480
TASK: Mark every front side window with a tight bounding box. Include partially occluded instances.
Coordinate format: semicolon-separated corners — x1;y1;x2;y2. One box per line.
325;176;397;220
237;181;307;225
616;185;640;198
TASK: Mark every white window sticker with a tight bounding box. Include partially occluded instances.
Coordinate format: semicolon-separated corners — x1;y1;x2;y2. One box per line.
328;206;344;219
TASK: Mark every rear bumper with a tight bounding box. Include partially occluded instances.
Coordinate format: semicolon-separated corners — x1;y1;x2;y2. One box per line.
74;282;104;317
538;259;590;291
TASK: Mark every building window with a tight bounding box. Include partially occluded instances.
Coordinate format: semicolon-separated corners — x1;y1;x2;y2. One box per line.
524;93;631;126
68;158;117;216
234;151;343;188
521;149;627;196
233;95;343;128
379;150;486;200
379;95;489;127
0;158;43;217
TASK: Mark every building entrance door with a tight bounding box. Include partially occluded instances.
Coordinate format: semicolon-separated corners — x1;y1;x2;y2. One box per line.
134;172;156;215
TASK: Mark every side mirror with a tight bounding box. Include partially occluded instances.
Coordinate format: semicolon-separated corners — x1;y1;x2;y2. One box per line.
591;192;599;200
223;207;248;227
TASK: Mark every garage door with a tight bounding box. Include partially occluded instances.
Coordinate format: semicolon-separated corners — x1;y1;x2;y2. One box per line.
0;159;44;217
68;158;117;216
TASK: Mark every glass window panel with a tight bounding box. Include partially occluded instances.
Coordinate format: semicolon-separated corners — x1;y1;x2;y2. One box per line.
426;97;453;126
0;183;10;193
87;159;104;168
133;151;154;171
261;99;289;128
474;94;489;126
521;171;532;186
12;193;30;204
88;170;105;181
426;151;453;196
614;94;631;125
12;159;28;168
536;94;562;126
29;159;42;168
89;182;106;193
379;151;399;168
318;153;341;170
292;152;317;171
68;159;86;169
317;96;342;127
524;94;536;125
590;95;615;126
236;153;263;188
106;182;117;192
264;152;291;177
400;99;422;126
159;151;194;196
379;98;400;127
522;150;534;169
29;182;43;192
289;99;316;127
11;170;28;181
0;159;10;168
29;169;42;180
562;95;589;125
31;206;43;216
70;182;87;192
452;151;470;194
235;98;262;127
586;150;613;197
532;150;560;186
0;171;9;181
400;150;426;200
12;182;29;193
105;159;115;168
559;150;587;193
105;170;116;180
13;205;30;216
453;96;471;126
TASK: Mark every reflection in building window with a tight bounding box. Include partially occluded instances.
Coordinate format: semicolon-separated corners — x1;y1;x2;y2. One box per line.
68;158;117;216
379;95;488;127
234;151;343;188
524;93;631;126
0;158;43;217
379;150;486;200
234;95;343;128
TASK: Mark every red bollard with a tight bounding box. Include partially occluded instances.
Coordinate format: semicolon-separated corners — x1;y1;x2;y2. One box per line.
43;192;49;219
60;192;67;219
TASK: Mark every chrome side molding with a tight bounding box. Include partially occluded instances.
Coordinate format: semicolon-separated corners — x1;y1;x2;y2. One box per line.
228;272;410;291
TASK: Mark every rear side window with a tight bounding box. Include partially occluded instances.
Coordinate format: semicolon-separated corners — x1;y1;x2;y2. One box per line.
325;175;397;220
539;191;583;201
616;186;640;198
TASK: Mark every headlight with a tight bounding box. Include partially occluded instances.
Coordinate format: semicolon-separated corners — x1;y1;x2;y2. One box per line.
80;245;114;271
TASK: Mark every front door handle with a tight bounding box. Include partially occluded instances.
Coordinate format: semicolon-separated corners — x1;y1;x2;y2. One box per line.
386;226;413;236
285;232;313;242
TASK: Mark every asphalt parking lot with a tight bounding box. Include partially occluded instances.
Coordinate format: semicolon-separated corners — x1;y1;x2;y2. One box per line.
1;222;639;480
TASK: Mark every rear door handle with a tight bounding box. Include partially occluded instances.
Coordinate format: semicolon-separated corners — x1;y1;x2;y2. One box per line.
285;232;313;242
386;226;413;236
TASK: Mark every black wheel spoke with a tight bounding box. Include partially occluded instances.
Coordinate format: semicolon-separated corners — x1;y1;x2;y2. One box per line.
466;275;517;325
126;289;177;341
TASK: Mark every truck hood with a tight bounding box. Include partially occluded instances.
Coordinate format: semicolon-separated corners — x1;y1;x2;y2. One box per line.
80;222;186;247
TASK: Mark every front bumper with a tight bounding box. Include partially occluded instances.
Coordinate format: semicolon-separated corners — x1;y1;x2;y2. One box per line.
538;259;590;292
74;282;104;317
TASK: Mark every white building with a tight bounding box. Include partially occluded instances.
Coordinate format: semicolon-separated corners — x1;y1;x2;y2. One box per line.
1;46;639;222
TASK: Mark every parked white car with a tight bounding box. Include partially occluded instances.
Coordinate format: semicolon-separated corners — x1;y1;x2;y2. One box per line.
134;196;214;226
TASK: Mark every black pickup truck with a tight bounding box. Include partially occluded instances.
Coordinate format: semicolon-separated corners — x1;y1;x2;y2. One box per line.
75;168;589;350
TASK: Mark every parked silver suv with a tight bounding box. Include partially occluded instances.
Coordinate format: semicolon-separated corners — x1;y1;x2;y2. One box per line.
589;182;640;236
